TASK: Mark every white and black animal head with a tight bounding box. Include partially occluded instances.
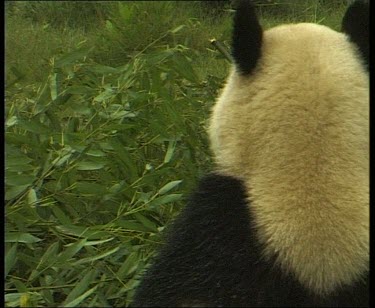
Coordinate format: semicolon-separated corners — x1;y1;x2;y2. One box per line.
209;0;369;296
131;2;369;307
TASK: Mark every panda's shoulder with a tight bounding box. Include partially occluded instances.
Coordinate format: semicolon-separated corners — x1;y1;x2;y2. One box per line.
177;172;250;223
161;172;253;248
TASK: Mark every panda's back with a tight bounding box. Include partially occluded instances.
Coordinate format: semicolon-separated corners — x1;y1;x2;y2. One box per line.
209;22;369;296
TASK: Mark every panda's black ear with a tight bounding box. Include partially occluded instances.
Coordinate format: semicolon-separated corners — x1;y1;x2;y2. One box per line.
232;0;263;75
342;0;369;66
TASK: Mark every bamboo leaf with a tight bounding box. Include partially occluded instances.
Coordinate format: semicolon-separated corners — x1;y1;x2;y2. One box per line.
170;25;186;34
75;182;107;195
51;205;72;225
72;247;120;265
50;73;58;100
83;238;114;246
6;174;35;186
62;269;98;305
62;285;98;307
164;140;176;163
116;252;138;279
28;242;60;281
6;116;18;127
88;64;120;74
76;161;106;171
133;213;158;232
5;244;17;277
17;119;50;134
27;189;38;206
149;193;183;208
5;233;42;243
54;47;92;68
157;180;182;195
56;239;87;264
115;220;152;233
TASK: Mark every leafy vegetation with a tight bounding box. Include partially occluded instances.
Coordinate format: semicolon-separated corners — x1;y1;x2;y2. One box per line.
5;1;348;306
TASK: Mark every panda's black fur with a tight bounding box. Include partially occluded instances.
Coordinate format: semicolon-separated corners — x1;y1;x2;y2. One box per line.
131;1;369;307
232;0;262;75
341;0;369;66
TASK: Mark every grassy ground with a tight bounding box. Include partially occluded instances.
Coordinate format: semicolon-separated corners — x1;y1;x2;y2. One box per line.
5;1;349;307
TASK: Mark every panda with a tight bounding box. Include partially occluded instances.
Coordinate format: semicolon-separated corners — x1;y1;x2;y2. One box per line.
131;0;369;307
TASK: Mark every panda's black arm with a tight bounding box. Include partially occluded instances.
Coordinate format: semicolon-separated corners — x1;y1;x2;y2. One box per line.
131;173;257;307
130;173;369;307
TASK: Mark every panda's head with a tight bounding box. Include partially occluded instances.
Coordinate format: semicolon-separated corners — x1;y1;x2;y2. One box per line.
209;0;368;296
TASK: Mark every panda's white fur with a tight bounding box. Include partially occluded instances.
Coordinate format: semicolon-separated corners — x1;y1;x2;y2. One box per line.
208;22;369;295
